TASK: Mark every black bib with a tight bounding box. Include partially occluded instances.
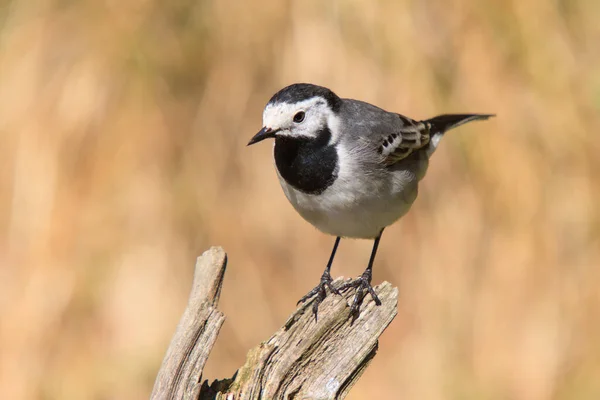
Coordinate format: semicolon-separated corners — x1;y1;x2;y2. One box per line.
274;127;338;195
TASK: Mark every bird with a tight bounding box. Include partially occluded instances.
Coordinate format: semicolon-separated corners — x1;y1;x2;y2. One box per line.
247;83;493;320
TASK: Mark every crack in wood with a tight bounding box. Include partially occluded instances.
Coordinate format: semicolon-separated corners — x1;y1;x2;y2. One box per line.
151;247;398;400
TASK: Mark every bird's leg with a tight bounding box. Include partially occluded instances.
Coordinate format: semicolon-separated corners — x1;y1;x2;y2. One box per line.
298;236;342;319
339;230;384;320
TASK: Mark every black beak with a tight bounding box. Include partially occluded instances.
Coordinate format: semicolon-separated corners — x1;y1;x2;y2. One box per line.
247;127;279;146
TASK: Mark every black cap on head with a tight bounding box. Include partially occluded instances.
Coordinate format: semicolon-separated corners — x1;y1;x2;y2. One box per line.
267;83;342;113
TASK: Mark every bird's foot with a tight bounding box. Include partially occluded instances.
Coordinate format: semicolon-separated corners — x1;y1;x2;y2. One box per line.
297;270;342;321
338;269;382;321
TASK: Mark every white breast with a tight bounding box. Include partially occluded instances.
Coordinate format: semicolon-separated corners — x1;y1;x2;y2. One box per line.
275;143;426;239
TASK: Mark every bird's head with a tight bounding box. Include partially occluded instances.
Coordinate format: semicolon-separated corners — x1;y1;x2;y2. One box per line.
248;83;342;146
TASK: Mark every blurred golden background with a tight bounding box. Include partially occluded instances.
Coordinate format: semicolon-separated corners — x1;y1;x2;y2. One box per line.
1;0;599;399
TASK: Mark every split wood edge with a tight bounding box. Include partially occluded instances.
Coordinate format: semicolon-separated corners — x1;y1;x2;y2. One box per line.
151;246;398;400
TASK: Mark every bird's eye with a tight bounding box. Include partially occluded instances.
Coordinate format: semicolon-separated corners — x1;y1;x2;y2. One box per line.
293;111;305;123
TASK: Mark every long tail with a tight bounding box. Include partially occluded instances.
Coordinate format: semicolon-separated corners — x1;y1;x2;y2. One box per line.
424;113;494;156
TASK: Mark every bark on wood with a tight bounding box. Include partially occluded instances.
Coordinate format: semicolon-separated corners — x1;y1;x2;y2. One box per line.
151;246;398;400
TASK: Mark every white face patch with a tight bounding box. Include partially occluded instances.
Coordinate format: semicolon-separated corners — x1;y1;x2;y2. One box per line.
262;97;336;141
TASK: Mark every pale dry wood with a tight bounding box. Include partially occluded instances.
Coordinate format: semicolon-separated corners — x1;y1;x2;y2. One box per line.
151;247;228;400
152;246;398;400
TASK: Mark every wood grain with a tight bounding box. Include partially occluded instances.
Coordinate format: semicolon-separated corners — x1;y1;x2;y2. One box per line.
152;247;398;400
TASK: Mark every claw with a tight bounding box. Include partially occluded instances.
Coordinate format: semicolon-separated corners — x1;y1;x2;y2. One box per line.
297;286;320;305
297;271;341;320
326;281;341;296
339;270;381;321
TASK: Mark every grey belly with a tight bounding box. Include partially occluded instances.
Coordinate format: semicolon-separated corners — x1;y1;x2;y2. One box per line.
278;172;419;239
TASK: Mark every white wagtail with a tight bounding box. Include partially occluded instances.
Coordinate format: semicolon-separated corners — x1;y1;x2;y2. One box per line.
248;83;493;319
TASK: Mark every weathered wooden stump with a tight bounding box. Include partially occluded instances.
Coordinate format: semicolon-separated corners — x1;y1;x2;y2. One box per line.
151;247;398;400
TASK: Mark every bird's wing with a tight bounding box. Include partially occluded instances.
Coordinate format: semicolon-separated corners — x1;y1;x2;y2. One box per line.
377;114;431;166
343;99;493;167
